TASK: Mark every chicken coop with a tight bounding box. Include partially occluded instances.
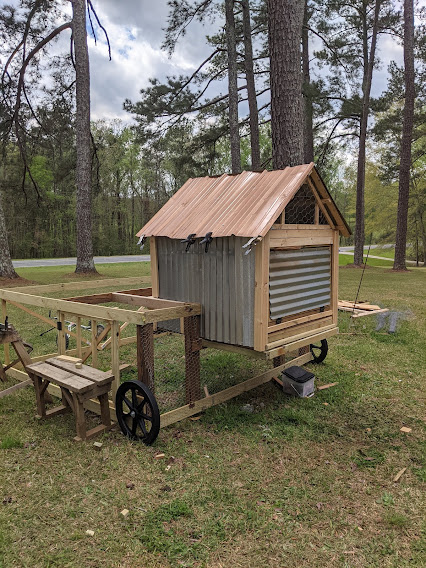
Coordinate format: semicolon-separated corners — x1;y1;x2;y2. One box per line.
137;163;350;359
0;163;351;446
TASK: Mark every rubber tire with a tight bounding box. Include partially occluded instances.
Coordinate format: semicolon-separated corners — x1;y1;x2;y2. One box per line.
310;339;328;363
115;380;160;445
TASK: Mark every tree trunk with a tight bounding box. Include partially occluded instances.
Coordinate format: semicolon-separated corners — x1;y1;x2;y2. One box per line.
393;0;415;271
353;0;381;267
0;190;18;279
302;0;314;164
73;0;96;273
267;0;304;169
225;0;241;174
241;0;260;170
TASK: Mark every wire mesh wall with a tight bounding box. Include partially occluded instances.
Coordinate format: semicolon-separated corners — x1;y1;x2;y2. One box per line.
284;184;316;225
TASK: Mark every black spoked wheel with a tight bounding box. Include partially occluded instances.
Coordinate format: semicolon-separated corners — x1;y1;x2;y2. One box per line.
115;380;160;445
310;339;328;363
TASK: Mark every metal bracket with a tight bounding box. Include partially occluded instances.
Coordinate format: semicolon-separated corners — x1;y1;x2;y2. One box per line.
242;236;261;255
200;232;213;253
137;234;146;251
181;233;196;252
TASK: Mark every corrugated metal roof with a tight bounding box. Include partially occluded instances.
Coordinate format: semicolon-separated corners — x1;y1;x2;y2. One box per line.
137;163;347;239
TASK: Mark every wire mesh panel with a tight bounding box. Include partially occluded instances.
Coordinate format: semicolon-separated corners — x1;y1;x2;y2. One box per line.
284;184;316;225
318;209;329;225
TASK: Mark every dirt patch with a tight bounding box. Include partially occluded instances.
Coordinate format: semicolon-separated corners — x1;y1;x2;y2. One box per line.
0;277;37;288
342;263;370;269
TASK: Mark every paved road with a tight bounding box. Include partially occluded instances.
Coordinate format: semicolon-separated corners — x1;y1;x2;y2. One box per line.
13;255;150;268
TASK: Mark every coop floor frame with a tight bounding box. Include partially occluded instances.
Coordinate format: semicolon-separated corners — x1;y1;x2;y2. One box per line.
0;278;337;429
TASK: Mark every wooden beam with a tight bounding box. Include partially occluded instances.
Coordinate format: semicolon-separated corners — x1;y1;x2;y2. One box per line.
7;277;151;295
150;237;159;298
160;351;313;428
307;178;335;229
1;300;10;364
268;310;333;333
253;235;269;351
62;293;113;304
0;289;149;325
0;379;32;399
265;327;338;360
267;317;333;345
266;323;337;350
111;293;183;309
201;339;265;359
270;236;333;247
110;320;120;399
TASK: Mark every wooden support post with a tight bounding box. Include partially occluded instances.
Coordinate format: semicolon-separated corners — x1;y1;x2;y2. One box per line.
91;319;98;368
57;311;66;355
331;231;339;325
76;317;82;358
98;392;111;428
184;315;201;404
110;320;120;399
1;300;10;365
137;323;155;393
72;393;86;441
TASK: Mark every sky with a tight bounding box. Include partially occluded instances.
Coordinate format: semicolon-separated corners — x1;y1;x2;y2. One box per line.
87;0;219;121
0;0;405;124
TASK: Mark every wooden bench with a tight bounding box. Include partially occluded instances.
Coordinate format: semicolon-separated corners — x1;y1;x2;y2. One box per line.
26;356;114;442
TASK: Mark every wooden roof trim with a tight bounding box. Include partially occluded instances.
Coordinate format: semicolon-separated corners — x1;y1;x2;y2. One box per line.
309;169;351;237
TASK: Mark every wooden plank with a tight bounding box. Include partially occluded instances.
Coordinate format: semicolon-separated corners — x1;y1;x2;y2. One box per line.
143;303;202;323
0;289;149;325
1;300;9;364
271;224;333;231
331;231;339;325
91;319;98;368
267;317;333;345
46;358;113;385
111;293;183;309
270;235;334;247
110;320;120;399
307;178;335;228
201;339;265;359
113;287;153;296
268;310;332;333
269;228;334;239
0;379;32;399
266;327;338;360
317;382;338;390
254;235;269;351
76;317;82;358
63;293;113;304
8;277;151;295
266;323;337;350
55;355;82;363
309;170;351;237
26;362;94;393
352;308;389;319
160;351;313;428
150;237;159;298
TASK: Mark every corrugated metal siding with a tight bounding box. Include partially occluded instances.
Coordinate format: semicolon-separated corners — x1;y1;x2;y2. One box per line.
157;237;255;347
269;247;331;319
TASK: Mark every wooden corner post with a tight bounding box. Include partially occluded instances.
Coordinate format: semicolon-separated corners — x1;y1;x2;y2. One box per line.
254;234;270;352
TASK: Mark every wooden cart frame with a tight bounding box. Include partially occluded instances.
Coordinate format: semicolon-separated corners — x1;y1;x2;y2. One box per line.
0;276;336;430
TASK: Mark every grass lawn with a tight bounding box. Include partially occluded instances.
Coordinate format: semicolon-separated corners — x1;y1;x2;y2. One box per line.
0;262;425;567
